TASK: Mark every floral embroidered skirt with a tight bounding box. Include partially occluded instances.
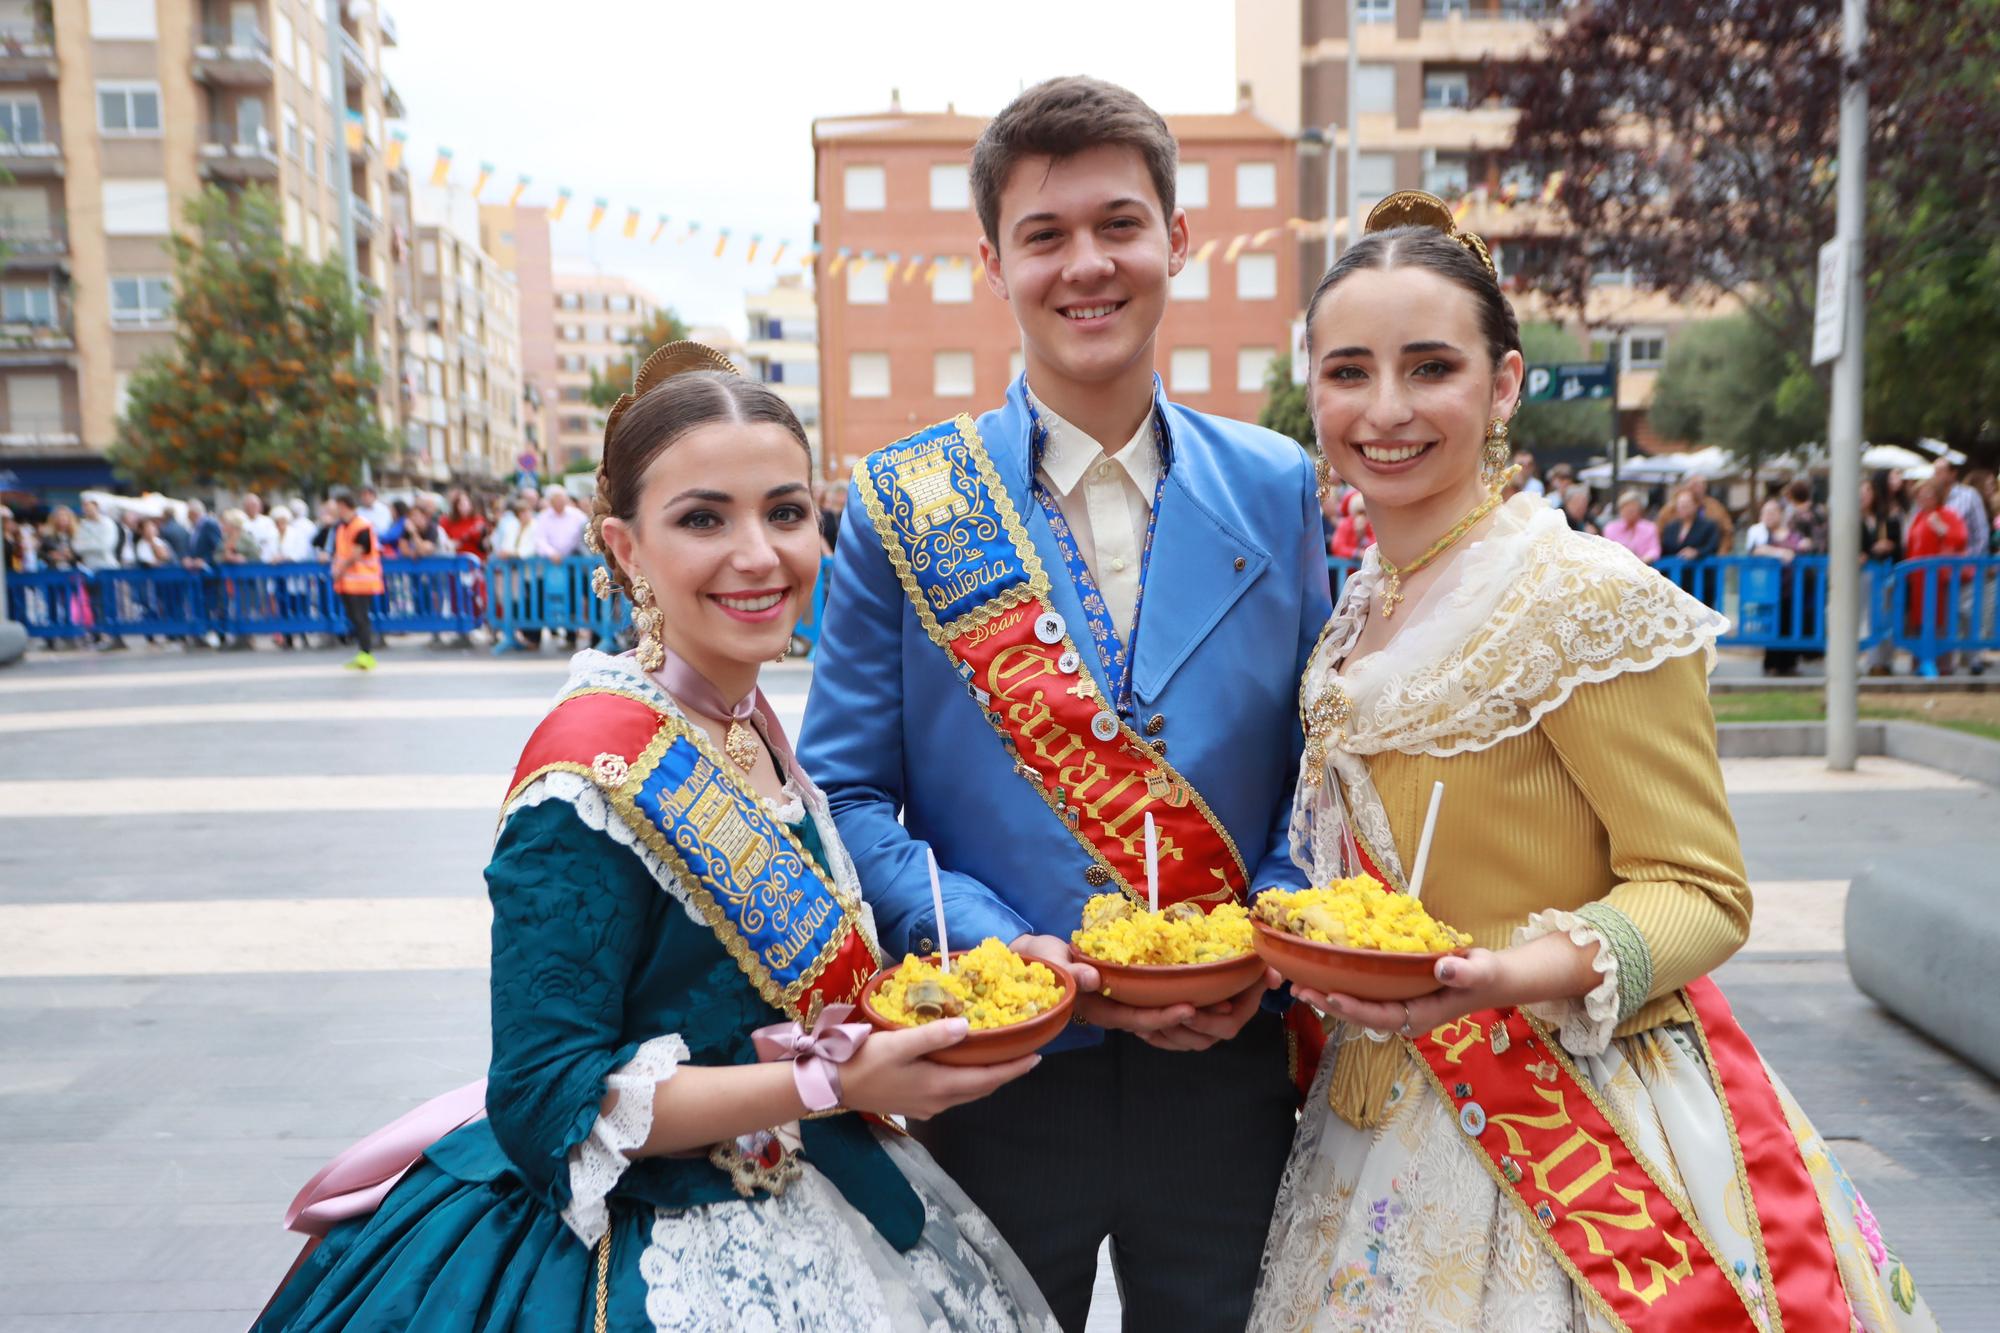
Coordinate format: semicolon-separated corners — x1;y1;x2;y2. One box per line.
256;1134;1057;1333
1249;1025;1935;1332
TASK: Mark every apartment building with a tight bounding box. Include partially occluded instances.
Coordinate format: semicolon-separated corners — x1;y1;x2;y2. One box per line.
743;274;820;467
811;101;1298;476
0;0;407;497
548;271;656;471
478;203;556;473
406;219;523;480
1236;0;1724;445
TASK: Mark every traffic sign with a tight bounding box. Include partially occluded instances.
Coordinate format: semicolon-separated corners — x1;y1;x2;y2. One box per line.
1811;238;1845;366
1522;362;1615;403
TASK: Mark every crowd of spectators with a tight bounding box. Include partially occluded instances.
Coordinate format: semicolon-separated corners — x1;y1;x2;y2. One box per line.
2;480;599;652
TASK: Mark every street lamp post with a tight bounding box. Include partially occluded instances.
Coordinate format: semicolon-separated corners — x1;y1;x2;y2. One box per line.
1824;0;1869;770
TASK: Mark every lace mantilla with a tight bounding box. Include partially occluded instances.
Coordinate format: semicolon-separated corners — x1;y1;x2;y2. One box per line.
1290;497;1726;889
561;1033;689;1246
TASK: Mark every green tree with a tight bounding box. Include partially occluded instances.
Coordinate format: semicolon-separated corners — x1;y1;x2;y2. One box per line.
1647;313;1825;473
1511;323;1611;454
1257;355;1314;452
586;307;693;408
111;186;391;494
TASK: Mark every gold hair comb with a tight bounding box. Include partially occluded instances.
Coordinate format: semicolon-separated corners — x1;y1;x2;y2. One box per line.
1364;190;1495;279
601;340;743;447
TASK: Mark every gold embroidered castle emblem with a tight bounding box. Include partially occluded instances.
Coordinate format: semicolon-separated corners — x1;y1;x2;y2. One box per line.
891;449;971;536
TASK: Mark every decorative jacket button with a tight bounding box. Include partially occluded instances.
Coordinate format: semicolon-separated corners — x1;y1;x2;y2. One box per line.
1234;556;1247;571
1145;713;1166;736
1034;612;1066;644
1084;865;1113;887
917;937;935;955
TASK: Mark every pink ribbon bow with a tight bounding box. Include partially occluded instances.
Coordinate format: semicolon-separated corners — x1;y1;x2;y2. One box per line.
282;1079;488;1236
751;1004;872;1112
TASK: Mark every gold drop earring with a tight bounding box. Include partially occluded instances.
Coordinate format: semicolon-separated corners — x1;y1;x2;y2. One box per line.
1482;417;1512;489
629;576;665;672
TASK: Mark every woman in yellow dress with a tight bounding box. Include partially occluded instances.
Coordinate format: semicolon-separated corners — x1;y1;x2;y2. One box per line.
1249;193;1935;1333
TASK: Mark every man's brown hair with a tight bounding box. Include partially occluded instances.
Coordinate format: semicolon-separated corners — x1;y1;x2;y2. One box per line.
970;76;1177;247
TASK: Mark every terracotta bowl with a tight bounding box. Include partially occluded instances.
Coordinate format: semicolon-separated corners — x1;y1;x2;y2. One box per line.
857;951;1077;1067
1251;917;1463;1002
1073;948;1267;1010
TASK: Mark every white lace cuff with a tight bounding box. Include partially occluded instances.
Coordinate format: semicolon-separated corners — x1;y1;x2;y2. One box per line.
559;1033;689;1246
1514;909;1625;1057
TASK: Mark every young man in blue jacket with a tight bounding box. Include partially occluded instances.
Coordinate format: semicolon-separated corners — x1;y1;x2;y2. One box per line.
800;77;1329;1330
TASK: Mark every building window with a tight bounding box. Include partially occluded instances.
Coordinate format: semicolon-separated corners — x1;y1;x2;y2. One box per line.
583;323;606;344
110;276;173;327
9;373;63;434
934;350;974;398
98;82;163;135
90;0;157;39
1177;162;1209;209
559;292;580;310
930;163;970;210
1356;64;1397;115
1357;0;1395;20
419;239;437;274
1170;348;1210;394
1424;70;1471;110
283;106;299;158
1236;253;1278;301
1590;263;1634;288
0;96;43;146
1171;258;1210;300
1355;152;1397;211
1238;346;1276;393
274;11;294;67
785;359;818;387
1422;151;1470;197
2;281;52;325
1236;162;1278;210
850;351;890;399
102;180;171;236
1425;0;1471;16
608;294;632;312
559;385;588;402
844;165;886;211
1625;329;1667;368
931;263;973;304
560;415;590;435
846;259;889;305
303;129;317;180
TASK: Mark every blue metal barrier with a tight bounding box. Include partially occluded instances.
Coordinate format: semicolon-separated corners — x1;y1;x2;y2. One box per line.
1893;558;1999;675
5;569;95;639
98;566;209;638
487;555;627;653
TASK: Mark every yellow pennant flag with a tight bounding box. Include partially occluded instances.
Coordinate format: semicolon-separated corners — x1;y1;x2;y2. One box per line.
1451;194;1473;223
1192;238;1218;264
770;241;787;267
428;148;453;188
587;198;608;232
1252;227;1278;246
549;187;572;222
713;228;731;258
509;175;531;207
386;129;406;171
745;235;761;263
622;208;640;239
903;254;925;282
470;162;495;201
923;258;939;283
682;222;702;244
828;249;849;277
1541;170;1565;204
650;214;669;244
1284;216;1309;232
1222;233;1249;263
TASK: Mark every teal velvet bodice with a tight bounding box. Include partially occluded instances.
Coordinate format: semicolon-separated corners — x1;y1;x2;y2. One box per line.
424;797;920;1249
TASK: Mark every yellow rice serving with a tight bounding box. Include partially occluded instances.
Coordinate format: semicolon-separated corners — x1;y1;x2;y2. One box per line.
1070;894;1255;966
872;937;1064;1030
1255;876;1471;953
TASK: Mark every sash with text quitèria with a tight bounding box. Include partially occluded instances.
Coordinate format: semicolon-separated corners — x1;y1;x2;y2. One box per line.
1342;836;1851;1332
858;415;1327;1096
507;689;881;1022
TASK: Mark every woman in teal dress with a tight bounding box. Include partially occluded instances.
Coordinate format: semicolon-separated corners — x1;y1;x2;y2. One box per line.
257;344;1056;1332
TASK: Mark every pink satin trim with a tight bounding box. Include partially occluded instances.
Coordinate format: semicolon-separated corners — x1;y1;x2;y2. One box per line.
750;1003;872;1112
282;1079;488;1236
645;647;825;806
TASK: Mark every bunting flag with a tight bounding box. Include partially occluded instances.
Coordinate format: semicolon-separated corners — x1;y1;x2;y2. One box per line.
1285;216;1310;232
385;128;406;171
1222;233;1249;263
622;208;641;239
1252;227;1278;246
650;214;670;243
828;248;850;277
769;240;787;267
344;108;364;152
683;221;702;244
509;174;532;207
713;228;731;258
588;198;608;232
1451;193;1473;223
1192;238;1218;264
745;234;761;263
471;161;495;201
903;253;925;282
1541;170;1565;204
428;148;453;188
923;257;940;283
550;186;572;222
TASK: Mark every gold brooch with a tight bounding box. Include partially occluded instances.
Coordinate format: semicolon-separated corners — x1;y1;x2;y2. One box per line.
591;752;630;788
1300;684;1354;786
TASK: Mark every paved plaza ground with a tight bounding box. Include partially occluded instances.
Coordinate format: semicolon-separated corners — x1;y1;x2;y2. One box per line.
1;642;1996;1330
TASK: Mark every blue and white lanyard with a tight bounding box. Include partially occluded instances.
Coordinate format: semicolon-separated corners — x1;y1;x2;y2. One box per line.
1024;394;1171;722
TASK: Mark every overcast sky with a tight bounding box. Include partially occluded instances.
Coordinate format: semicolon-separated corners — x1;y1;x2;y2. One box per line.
381;0;1240;334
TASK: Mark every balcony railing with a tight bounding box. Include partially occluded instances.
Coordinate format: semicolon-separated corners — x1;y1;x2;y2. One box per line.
200;123;280;179
192;23;275;85
350;197;380;238
0;314;75;355
0;220;66;262
339;28;369;87
0;21;55;80
0;138;60;172
1424;0;1559;17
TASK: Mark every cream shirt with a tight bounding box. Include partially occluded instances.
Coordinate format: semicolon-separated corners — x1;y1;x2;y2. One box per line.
1027;388;1161;644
